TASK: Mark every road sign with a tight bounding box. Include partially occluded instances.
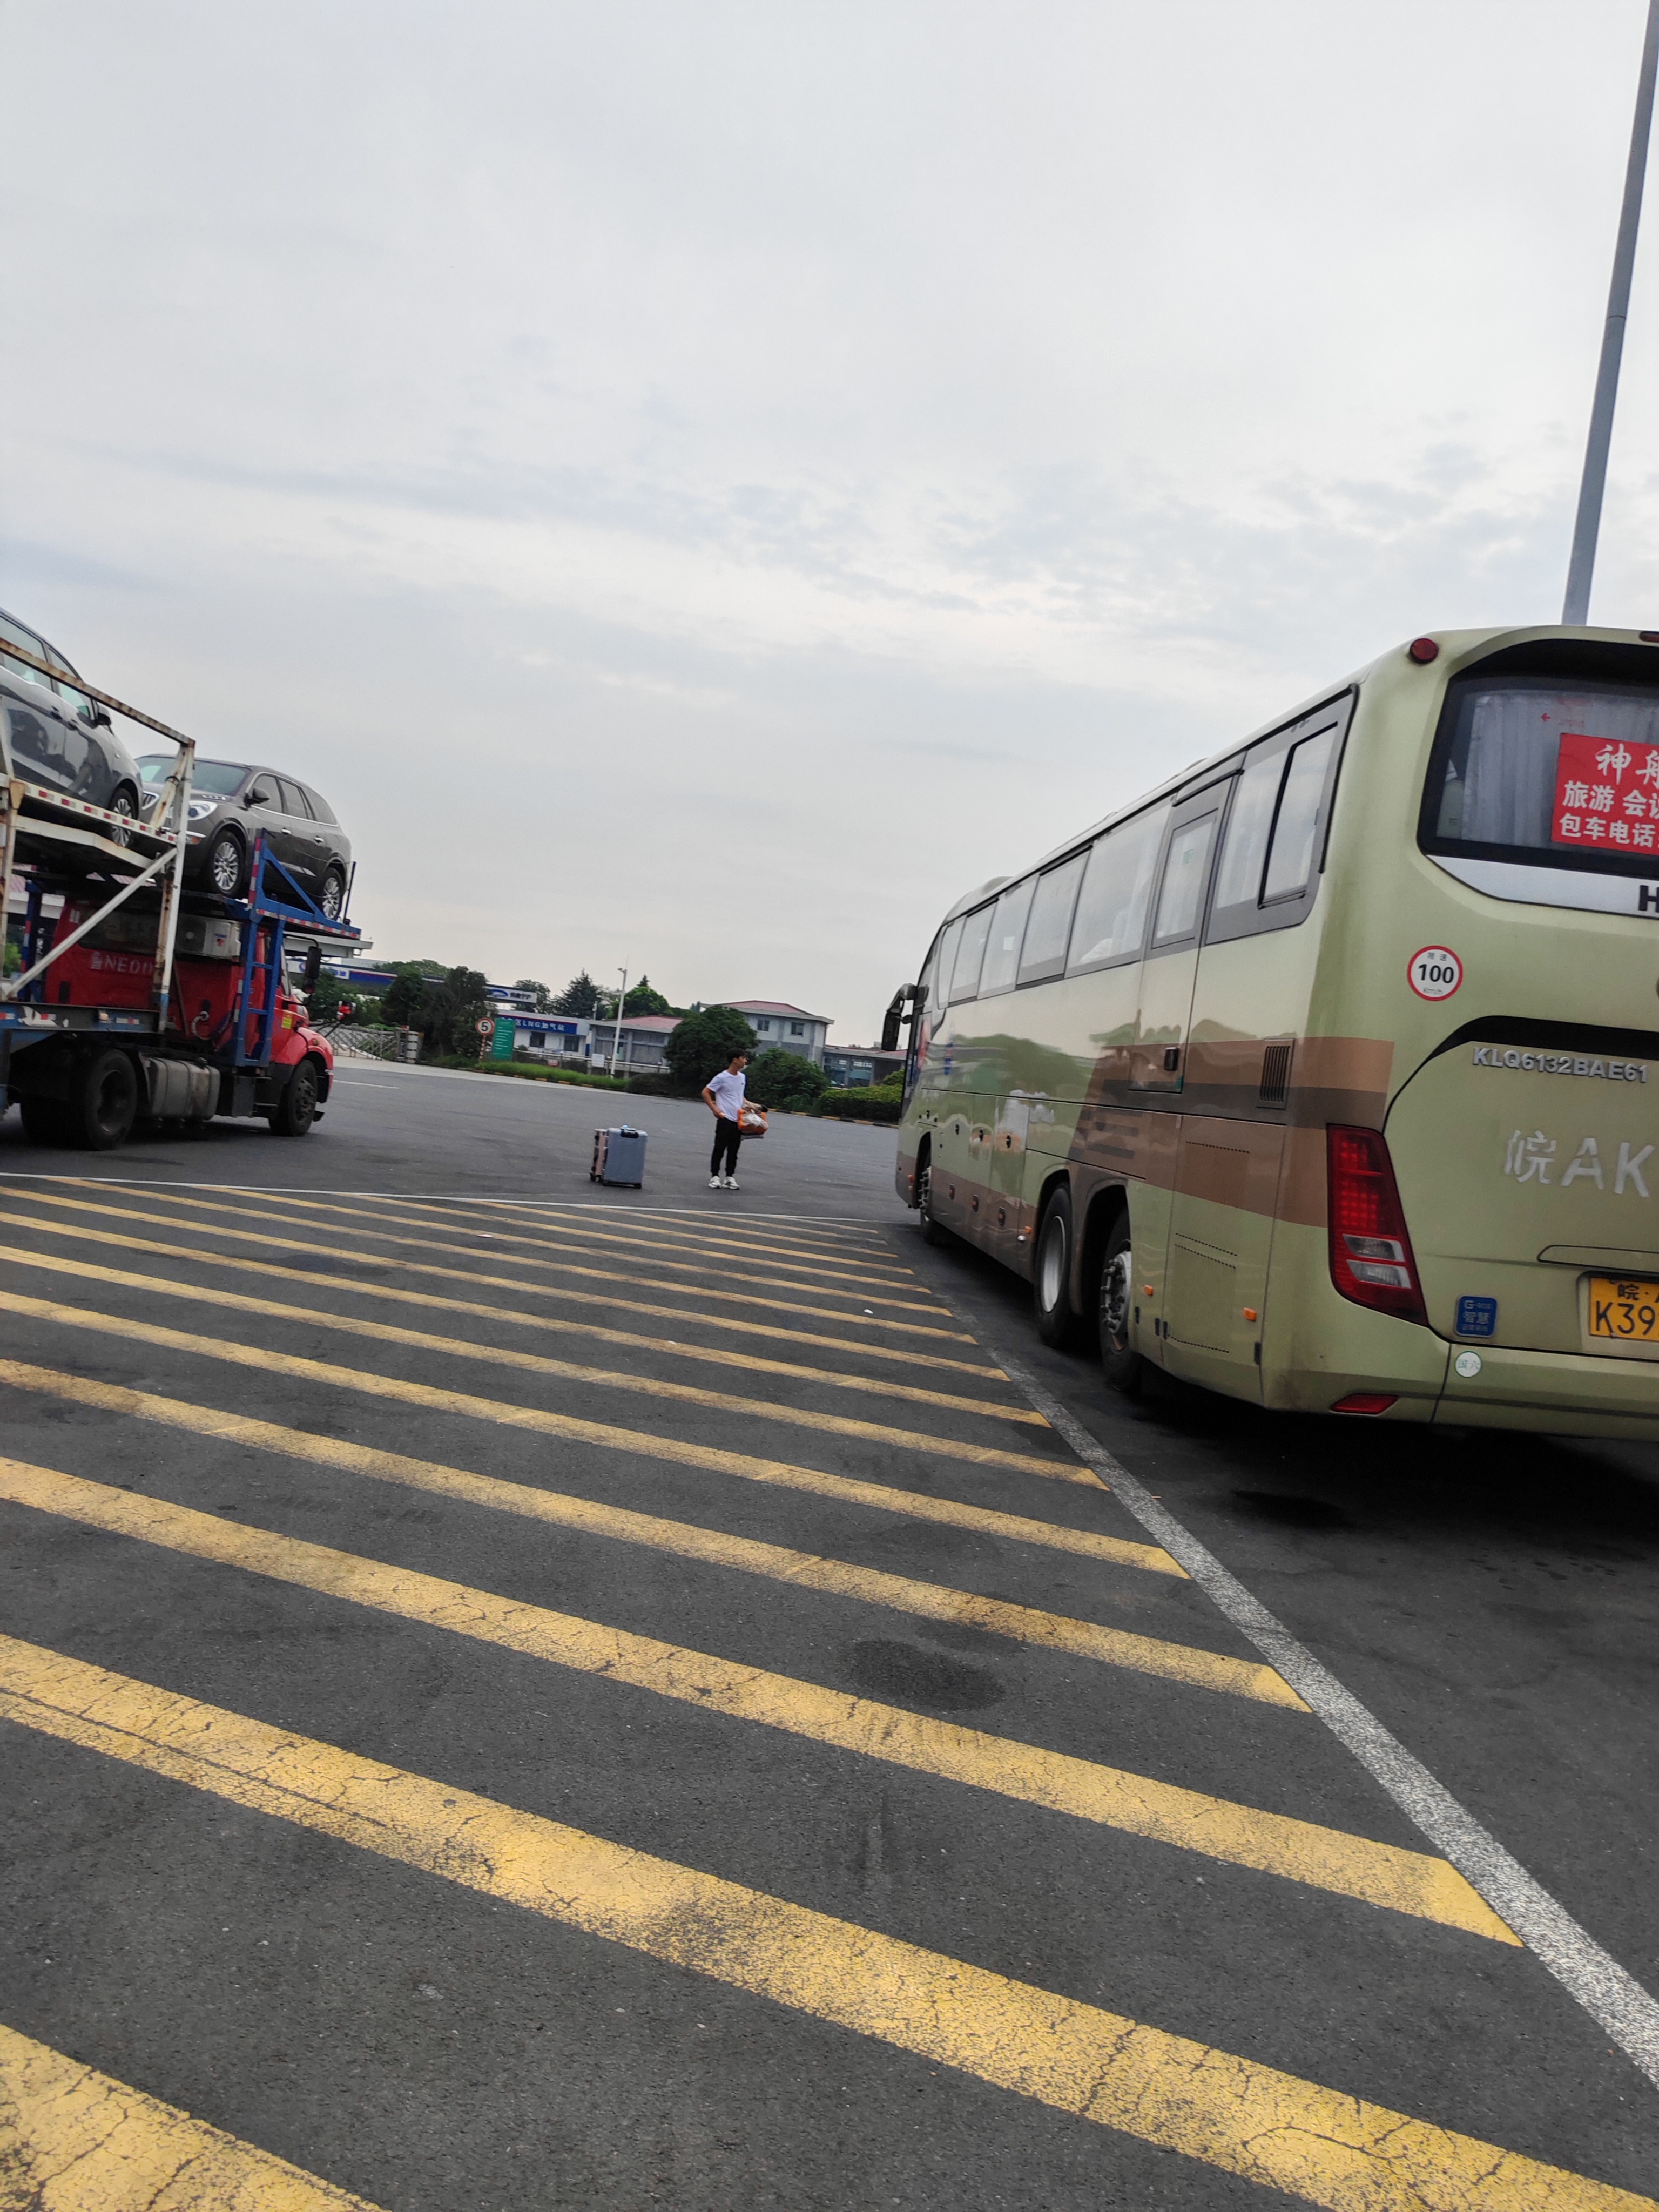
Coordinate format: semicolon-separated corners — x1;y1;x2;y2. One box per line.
475;1017;495;1037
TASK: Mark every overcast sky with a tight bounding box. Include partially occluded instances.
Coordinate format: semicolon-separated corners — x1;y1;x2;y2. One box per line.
4;2;1659;1035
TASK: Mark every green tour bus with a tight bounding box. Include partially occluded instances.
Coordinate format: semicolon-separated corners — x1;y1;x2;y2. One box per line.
887;625;1659;1438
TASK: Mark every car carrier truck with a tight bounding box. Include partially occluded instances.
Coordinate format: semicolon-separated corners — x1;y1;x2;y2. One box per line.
1;638;362;1150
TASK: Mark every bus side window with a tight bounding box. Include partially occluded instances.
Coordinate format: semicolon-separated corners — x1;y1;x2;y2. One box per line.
1019;849;1087;983
1212;750;1282;914
932;918;963;1021
1264;727;1338;901
950;906;994;1001
1066;802;1170;972
978;878;1035;996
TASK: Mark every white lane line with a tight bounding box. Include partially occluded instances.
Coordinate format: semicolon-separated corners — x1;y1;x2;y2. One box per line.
988;1344;1659;2092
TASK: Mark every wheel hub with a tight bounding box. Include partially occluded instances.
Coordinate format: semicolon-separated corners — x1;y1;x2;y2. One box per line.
1102;1248;1132;1344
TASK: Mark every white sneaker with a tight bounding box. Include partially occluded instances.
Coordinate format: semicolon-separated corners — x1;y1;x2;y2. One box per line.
709;1175;721;1189
724;1176;739;1190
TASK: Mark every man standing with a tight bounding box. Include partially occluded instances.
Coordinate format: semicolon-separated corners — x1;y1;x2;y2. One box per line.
702;1048;750;1189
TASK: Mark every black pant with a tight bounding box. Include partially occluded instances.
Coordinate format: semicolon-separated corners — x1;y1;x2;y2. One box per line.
711;1118;742;1177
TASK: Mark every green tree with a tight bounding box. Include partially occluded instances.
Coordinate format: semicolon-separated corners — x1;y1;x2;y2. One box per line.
595;974;675;1020
415;965;492;1058
381;960;441;1029
551;968;603;1016
664;1005;757;1096
514;977;552;1011
746;1047;830;1112
622;974;673;1017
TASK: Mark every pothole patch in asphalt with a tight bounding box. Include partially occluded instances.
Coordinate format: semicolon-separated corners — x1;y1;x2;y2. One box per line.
845;1638;1007;1710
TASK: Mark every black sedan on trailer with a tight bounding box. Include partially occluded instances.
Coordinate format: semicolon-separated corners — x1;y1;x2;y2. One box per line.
0;607;145;838
139;757;353;916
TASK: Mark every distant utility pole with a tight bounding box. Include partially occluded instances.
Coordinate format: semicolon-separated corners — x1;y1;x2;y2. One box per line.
611;967;628;1075
1563;0;1659;625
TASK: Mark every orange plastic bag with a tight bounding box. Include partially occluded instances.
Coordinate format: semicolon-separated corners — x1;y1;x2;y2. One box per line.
739;1106;769;1138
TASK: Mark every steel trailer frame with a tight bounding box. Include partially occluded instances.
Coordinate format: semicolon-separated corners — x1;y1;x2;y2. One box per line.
1;639;362;1109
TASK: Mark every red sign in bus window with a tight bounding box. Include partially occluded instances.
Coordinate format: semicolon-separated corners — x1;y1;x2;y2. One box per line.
1552;731;1659;851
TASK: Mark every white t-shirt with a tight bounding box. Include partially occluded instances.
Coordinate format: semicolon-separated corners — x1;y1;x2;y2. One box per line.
706;1067;747;1119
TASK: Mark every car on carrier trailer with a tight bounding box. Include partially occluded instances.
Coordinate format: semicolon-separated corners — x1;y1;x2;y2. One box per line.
1;634;363;1150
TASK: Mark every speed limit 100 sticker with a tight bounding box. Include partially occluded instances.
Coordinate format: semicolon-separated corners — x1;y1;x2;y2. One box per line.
1408;946;1463;1001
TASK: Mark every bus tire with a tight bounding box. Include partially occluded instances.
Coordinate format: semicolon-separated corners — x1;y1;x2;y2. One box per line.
65;1049;139;1150
1097;1213;1145;1394
1033;1183;1080;1347
916;1152;948;1245
267;1056;322;1137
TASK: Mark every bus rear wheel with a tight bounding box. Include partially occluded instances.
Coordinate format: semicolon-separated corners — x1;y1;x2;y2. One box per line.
1097;1214;1145;1394
1033;1184;1080;1346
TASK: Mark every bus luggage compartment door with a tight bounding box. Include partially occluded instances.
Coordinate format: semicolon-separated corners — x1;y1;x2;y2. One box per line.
1163;1123;1283;1394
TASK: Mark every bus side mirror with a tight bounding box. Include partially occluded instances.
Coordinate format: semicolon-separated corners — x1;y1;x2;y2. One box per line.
881;984;916;1054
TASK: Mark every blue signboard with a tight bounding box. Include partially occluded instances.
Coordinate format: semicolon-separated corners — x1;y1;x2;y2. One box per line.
513;1016;583;1036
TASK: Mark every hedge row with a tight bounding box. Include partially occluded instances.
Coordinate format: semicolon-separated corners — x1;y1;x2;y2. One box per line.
818;1085;902;1123
422;1057;634;1090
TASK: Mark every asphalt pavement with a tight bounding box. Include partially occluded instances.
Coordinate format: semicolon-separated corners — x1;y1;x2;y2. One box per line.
1;1064;1656;2209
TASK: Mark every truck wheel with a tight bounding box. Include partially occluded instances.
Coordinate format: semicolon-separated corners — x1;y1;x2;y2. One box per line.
916;1153;948;1246
268;1055;321;1136
1097;1213;1145;1394
66;1049;139;1150
1033;1184;1080;1346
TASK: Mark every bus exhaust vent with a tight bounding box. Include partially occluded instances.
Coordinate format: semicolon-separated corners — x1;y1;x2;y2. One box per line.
1259;1043;1292;1107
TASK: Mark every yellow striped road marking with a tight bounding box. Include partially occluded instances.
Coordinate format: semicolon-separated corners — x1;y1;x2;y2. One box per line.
73;1184;955;1321
0;1252;1075;1480
1;1191;997;1375
1;1640;1635;2212
0;1355;1185;1582
497;1197;898;1260
0;1209;1031;1423
0;1349;1267;1701
0;1458;1501;1933
0;2020;383;2210
394;1194;923;1282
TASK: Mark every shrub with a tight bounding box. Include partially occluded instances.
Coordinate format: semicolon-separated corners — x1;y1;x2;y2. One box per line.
663;1006;757;1096
819;1080;903;1122
746;1047;831;1113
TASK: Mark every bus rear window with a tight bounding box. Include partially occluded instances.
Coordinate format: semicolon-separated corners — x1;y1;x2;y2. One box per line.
1426;678;1659;874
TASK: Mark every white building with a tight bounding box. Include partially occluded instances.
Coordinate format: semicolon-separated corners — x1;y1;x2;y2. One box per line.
589;1013;681;1073
718;1000;832;1065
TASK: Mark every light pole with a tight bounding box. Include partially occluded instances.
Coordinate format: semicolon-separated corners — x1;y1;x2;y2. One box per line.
1563;0;1659;624
611;967;628;1076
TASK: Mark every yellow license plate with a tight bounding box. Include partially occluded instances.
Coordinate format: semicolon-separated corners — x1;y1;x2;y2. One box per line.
1587;1275;1659;1342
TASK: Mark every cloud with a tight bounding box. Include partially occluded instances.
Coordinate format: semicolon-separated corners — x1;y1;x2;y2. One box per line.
2;0;1656;1034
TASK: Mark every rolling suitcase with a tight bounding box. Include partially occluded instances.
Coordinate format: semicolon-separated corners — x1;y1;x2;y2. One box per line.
590;1125;647;1186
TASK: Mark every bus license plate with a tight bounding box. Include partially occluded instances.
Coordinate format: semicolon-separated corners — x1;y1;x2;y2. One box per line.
1587;1276;1659;1344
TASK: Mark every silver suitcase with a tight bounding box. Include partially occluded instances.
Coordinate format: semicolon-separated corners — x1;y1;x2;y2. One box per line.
590;1125;647;1186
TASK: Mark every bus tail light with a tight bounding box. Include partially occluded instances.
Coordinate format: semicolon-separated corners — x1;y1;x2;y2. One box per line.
1326;1125;1428;1325
1331;1392;1398;1415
